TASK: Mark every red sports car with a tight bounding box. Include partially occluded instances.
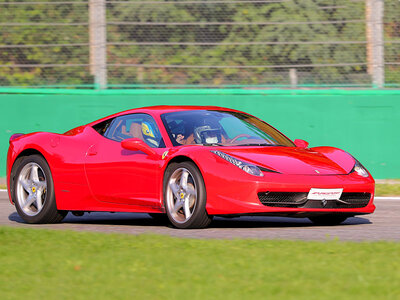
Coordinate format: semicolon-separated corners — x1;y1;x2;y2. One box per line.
7;106;375;228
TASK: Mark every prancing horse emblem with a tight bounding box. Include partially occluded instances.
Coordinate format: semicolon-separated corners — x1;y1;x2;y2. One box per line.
321;199;327;207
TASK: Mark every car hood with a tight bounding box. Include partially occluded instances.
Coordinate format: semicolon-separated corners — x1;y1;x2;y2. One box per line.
219;146;355;175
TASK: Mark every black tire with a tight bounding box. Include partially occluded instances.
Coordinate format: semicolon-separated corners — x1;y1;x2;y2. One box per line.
308;215;348;226
12;154;67;224
163;162;212;229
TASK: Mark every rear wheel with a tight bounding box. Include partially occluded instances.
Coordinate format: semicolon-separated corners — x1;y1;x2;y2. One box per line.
164;162;212;229
13;155;67;224
308;215;348;226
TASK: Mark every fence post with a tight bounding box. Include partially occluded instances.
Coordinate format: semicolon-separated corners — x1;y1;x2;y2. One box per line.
366;0;385;88
289;68;298;88
89;0;107;89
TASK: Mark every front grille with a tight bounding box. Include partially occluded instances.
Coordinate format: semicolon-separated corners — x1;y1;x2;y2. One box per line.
258;192;371;209
340;192;371;202
258;192;308;207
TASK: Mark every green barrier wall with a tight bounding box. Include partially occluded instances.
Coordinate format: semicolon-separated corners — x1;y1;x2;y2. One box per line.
1;88;399;179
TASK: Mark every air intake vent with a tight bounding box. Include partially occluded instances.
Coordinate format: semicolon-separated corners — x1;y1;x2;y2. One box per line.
258;192;371;209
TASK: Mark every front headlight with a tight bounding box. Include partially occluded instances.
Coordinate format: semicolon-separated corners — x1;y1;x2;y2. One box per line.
351;160;369;177
211;150;263;177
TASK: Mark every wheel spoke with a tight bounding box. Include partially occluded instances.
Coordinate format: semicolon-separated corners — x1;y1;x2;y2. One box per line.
169;182;180;198
183;199;191;219
36;180;47;189
36;190;43;211
23;194;36;209
186;185;196;196
173;200;183;213
180;170;189;189
20;179;31;193
30;165;39;182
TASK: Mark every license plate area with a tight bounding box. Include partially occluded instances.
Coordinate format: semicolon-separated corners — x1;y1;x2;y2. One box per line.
307;188;343;200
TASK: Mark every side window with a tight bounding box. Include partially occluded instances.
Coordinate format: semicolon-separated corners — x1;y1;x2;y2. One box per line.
92;118;114;136
104;114;165;148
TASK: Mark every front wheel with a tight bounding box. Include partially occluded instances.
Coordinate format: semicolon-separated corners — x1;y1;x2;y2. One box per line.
308;215;348;226
12;155;67;224
164;162;212;229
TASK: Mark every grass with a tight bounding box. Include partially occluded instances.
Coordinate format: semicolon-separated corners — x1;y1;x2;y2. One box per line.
376;184;400;196
375;182;400;196
0;226;399;300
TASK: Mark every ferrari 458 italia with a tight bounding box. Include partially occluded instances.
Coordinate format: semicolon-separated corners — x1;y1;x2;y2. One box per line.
7;106;375;228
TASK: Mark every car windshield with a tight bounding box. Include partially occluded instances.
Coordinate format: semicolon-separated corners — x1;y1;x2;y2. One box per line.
161;110;295;147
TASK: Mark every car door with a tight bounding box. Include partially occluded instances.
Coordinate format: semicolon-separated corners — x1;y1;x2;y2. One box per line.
84;113;166;208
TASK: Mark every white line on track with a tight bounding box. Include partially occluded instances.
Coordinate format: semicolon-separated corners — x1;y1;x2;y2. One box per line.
374;196;400;200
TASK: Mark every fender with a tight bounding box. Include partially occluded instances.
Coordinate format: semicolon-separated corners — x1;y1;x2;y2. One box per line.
311;146;355;174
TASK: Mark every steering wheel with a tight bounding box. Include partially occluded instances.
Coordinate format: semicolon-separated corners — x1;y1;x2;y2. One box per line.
230;134;251;143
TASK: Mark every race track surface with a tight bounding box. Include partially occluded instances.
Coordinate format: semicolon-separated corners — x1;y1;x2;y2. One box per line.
1;191;399;241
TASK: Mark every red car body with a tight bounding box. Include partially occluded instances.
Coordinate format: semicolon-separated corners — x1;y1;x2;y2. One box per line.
7;106;375;221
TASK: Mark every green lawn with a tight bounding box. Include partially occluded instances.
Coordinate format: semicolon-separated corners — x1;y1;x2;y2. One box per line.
375;183;400;196
0;226;399;300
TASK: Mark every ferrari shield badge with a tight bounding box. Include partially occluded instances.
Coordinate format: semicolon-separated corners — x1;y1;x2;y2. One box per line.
162;150;169;160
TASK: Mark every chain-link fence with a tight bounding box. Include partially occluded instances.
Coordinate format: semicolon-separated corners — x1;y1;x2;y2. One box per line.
384;0;400;87
0;0;399;89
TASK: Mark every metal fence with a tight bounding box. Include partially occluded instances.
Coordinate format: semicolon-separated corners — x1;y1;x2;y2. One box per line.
0;0;399;89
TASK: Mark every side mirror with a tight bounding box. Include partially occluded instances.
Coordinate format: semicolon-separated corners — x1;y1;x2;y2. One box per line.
121;138;156;156
294;139;309;148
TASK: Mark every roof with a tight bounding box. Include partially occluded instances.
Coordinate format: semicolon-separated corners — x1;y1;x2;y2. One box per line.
125;105;238;113
87;105;242;126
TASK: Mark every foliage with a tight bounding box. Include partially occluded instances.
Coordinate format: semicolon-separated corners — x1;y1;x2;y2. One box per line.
0;2;92;86
0;0;399;87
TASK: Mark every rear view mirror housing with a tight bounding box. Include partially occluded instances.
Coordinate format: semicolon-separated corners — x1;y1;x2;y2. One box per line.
294;139;309;148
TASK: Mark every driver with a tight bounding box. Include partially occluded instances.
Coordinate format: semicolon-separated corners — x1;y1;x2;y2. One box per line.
177;124;227;145
176;133;195;145
168;120;195;145
193;125;222;144
172;116;229;145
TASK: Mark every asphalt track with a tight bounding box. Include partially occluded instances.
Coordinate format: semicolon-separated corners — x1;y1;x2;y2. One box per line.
1;190;399;241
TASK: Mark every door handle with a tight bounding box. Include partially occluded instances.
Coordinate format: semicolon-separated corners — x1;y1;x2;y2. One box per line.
87;145;98;156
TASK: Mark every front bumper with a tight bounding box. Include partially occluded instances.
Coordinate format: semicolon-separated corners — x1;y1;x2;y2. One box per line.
204;170;375;216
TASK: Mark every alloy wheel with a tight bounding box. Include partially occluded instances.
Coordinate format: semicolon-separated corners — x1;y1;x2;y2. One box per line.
165;167;197;224
16;162;47;216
